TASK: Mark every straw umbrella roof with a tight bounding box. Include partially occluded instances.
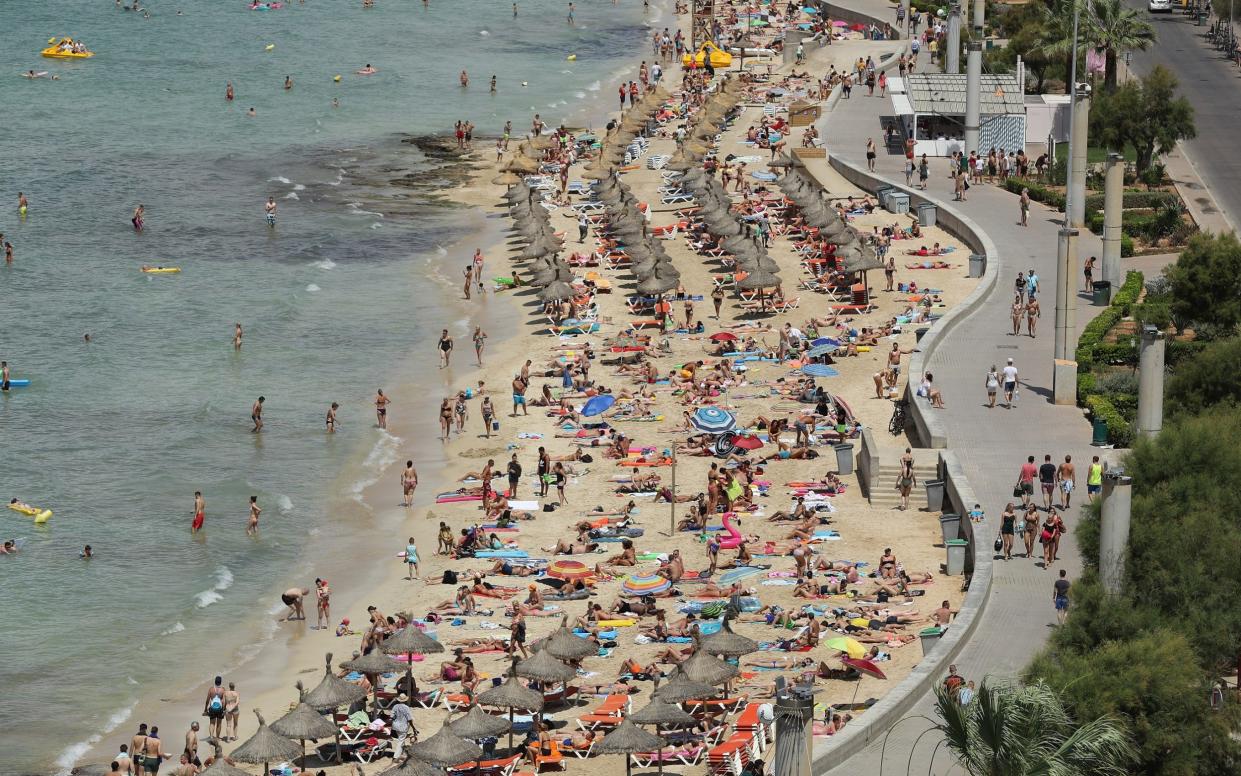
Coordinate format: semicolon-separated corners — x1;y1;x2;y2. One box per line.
409;721;483;768
378;751;445;776
199;740;252;776
491;172;522;186
529;134;556;150
505;155;541;174
654;673;716;703
699;618;760;657
477;673;544;712
538;281;577;302
843;246;885;273
582;165;615;180
665;156;698;171
593;719;664;757
515;648;576;683
449;705;513;740
231;711;303;765
341;650;405;676
637;272;678;296
270;683;338;741
628;698;698;727
737;270;781;290
678;649;740;685
541;621;599;661
302;654;369;711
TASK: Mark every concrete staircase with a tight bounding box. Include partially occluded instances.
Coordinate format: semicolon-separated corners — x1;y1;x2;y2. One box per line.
867;459;939;508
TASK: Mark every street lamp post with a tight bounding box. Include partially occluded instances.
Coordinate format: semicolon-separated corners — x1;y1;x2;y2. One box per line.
1053;1;1088;404
946;4;962;73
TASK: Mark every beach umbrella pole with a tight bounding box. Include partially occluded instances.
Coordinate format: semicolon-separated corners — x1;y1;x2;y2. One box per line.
668;447;677;537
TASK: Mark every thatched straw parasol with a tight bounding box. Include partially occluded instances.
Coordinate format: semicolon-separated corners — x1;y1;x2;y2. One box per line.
302;653;368;712
478;663;544;749
582;164;615;180
678;648;740;685
515;648;576;684
653;673;716;704
379;747;445;776
199;739;251;776
504;155;541;174
491;171;522;186
341;650;405;713
231;711;302;776
538;281;576;303
449;704;512;740
665;155;698;172
699;616;759;657
627;699;698;776
593;720;665;776
737;269;781;290
410;721;483;768
539;618;599;661
382;624;445;698
270;681;339;768
636;272;677;296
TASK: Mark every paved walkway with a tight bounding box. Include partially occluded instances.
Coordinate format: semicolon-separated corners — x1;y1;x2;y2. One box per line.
811;7;1127;773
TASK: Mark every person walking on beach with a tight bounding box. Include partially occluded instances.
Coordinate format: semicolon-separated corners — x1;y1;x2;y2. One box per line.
1057;455;1076;509
264;197;277;228
463;263;474;300
1084;255;1096;293
204;677;226;741
247;496;262;536
1086;455;1103;503
472;248;485;292
374;388;390;429
250;396;264;432
1039;454;1057;510
578;210;589;242
438;329;454;368
473;326;487;365
865;138;876;172
402;537;420;580
315;577;331;628
1053;569;1070;624
1019;187;1031;226
1001;358;1018;407
223;683;240;741
401;460;419;506
439;397;453;440
481;395;496;437
897;448;915;510
141;727;170;775
192;491;206;534
1017;455;1038;508
512;374;529;416
1026;295;1040;338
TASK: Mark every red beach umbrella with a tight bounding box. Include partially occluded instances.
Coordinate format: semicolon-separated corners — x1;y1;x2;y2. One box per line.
843;657;887;680
709;332;738;342
730;434;764;450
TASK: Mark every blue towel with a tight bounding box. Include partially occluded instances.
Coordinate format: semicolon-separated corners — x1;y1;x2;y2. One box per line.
475;550;530;558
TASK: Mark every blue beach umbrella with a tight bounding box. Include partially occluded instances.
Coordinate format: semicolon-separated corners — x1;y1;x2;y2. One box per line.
809;337;840;347
801;364;839;377
691;406;737;435
582;395;616;417
804;343;837;359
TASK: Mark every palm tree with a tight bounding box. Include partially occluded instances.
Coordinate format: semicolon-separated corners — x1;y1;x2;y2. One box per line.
1037;0;1087;94
934;680;1137;776
1085;0;1157;90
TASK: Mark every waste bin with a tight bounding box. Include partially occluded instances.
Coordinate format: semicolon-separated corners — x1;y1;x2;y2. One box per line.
1091;416;1109;446
918;626;945;655
946;538;969;576
1091;280;1112;306
889;192;911;214
924;479;945;511
915;326;930;342
968;253;986;278
876;186;894;209
939;513;961;544
833;443;855;475
917;202;937;227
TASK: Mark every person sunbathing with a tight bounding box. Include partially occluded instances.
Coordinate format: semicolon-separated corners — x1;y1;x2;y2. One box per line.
449;638;510;653
784;517;821;542
655;549;684;583
768;497;810;523
470;576;518;598
485;559;541;577
432;587;479;615
693;580;745;598
604;539;637;567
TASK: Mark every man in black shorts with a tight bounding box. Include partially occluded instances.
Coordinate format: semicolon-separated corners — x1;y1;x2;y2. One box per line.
1038;454;1057;510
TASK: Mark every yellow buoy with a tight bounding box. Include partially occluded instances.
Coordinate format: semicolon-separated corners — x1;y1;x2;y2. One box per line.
333;74;342;82
566;54;577;61
265;43;276;51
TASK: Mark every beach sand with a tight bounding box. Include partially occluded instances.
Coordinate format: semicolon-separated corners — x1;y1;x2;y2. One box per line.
78;9;981;776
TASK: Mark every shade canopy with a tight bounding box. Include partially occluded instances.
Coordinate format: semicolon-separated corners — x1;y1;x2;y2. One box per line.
477;673;544;712
270;696;338;742
378;752;445;776
737;270;781;290
449;705;513;740
678;648;740;685
628;699;698;727
515;649;576;683
691;406;737;435
541;623;599;661
231;711;303;765
383;625;447;657
410;721;484;767
593;719;665;754
538;281;577;302
621;573;672;597
341;650;405;676
302;653;369;710
653;673;716;703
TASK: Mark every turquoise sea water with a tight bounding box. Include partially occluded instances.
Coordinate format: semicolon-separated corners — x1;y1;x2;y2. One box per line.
0;1;659;772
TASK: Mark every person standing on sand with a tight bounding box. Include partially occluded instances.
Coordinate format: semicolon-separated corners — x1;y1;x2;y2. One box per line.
438;329;454;368
223;682;240;741
141;727;169;775
374;388;390;429
251;396;264;432
405;537;420;579
281;587;308;620
192;491;206;534
473;248;485;291
326;401;339;432
511;374;528;416
507;453;522;498
233;322;243;350
184;721;200;763
204;676;225;741
463;263;474;300
130;724;149;774
481;395;495;437
401;460;419;506
315;577;331;628
247;496;261;536
473;326;487;366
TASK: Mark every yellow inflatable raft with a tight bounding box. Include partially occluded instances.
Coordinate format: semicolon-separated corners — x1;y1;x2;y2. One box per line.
9;503;53;524
142;266;181;274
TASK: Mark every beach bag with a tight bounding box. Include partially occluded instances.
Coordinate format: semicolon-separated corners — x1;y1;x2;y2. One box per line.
993;535;1003;552
442;570;458;585
1012;485;1023;498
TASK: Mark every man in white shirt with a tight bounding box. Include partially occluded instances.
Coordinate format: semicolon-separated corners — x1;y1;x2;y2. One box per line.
389;694;415;756
1001;358;1019;407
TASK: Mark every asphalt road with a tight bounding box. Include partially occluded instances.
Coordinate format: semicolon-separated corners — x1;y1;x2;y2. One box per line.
1124;2;1241;229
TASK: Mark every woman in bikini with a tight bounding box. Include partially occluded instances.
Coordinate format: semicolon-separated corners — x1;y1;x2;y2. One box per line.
438;329;454;368
374;389;390;429
439;398;453;440
1010;294;1025;337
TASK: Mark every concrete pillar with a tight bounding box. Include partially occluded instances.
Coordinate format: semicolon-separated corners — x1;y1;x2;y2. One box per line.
1053;227;1080;405
1068;86;1091;228
773;689;814;776
1102;151;1124;288
972;0;985;35
1099;469;1133;595
946;4;962;74
1137;325;1166;438
964;42;982;157
901;0;911;37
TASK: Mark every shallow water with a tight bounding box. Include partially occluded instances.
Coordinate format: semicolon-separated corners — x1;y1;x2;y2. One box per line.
0;1;656;772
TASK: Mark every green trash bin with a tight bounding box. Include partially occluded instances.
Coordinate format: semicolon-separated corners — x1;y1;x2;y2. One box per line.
1091;280;1112;306
1091;416;1109;446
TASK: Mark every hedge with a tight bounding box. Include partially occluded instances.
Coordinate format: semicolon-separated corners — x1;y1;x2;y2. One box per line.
1003;180;1182;216
1004;178;1065;211
1086;394;1134;447
1085;207;1184;241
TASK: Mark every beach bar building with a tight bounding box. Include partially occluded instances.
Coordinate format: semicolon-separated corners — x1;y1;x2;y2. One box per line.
887;73;1026;157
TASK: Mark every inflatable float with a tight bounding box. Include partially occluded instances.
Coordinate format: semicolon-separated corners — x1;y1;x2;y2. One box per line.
3;379;31;388
8;503;52;524
141;266;181;274
719;512;744;549
250;2;283;9
20;71;50;78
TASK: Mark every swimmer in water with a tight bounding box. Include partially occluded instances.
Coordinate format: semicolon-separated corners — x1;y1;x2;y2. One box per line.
284;75;293;90
332;97;339;108
80;544;92;558
132;203;144;231
326;402;339;432
356;64;377;75
225;81;234;101
247;107;256;117
84;333;92;343
18;193;27;217
490;74;497;93
233;322;243;350
0;540;18;555
251;396;264;432
460;70;469;87
264;196;277;227
192;491;205;534
374;389;390;429
248;496;262;536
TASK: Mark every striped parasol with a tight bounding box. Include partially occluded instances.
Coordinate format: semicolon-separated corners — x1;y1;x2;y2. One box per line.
547;559;594;581
621;573;671;597
690;406;737;435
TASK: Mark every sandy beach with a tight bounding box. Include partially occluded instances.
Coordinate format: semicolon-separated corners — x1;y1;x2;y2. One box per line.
75;5;984;776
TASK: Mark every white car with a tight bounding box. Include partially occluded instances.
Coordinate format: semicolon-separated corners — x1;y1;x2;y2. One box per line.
1148;0;1172;12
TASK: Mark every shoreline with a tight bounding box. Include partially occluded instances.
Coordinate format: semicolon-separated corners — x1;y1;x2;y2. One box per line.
65;3;673;770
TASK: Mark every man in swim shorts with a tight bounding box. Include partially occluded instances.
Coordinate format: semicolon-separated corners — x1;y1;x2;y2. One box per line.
204;676;226;740
281;588;308;620
251;396;264;432
1;361;9;392
264;196;277;227
512;375;528;416
192;491;205;534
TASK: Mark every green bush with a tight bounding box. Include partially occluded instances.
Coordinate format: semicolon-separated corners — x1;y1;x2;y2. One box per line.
1093;370;1138;395
1086;394;1133;446
1085;207;1184;241
1082;190;1181;213
1121;234;1134;257
1113;270;1143;315
1003;177;1065;210
1133;301;1172;329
